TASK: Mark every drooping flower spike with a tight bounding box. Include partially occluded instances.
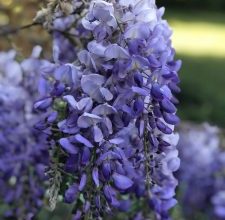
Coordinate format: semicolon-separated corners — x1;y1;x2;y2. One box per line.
0;48;49;219
177;123;225;220
35;0;181;219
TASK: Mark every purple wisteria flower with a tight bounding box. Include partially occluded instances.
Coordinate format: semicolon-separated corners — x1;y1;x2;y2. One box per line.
177;123;225;220
0;48;49;220
35;0;181;219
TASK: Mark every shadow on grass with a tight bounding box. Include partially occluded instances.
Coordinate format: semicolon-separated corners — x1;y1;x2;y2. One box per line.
177;54;225;127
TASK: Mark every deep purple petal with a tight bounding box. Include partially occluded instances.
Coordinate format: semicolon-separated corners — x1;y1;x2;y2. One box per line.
34;98;52;111
160;98;177;113
81;147;91;165
102;161;111;180
59;138;79;154
64;184;78;203
151;83;163;100
156;120;173;134
163;112;180;125
112;173;133;190
73;134;94;148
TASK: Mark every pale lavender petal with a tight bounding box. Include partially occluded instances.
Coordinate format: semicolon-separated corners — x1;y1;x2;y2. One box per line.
77;113;102;128
109;138;124;145
104;44;130;60
77;97;93;111
81;74;105;102
93;125;103;142
63;95;77;109
100;87;113;101
92;103;117;115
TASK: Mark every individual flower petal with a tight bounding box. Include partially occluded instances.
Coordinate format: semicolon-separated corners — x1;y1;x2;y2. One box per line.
100;87;113;101
63;95;77;109
47;111;58;123
133;98;144;116
81;74;105;102
103;185;117;203
77;112;102;128
92;103;117;115
92;167;100;187
103;117;113;134
151;83;163;100
168;82;181;93
104;44;130;60
132;86;149;96
102;161;111;180
93;125;103;142
124;23;151;39
79;173;87;191
167;157;180;172
78;50;96;70
73;134;94;148
134;71;144;87
87;40;107;57
81;147;91;165
38;78;50;97
59;138;79;154
162;112;180;125
54;65;71;81
112;173;133;190
160;98;177;113
64;184;78;203
76;97;93;111
156;119;173;134
34;98;52;110
109;138;124;145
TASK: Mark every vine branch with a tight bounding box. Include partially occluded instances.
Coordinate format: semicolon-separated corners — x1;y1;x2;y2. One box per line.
0;22;40;37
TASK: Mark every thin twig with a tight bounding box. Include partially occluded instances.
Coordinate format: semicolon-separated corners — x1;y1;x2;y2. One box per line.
0;9;78;37
0;22;40;36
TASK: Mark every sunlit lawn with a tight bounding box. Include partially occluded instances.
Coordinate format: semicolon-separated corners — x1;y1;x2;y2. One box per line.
167;10;225;57
165;10;225;127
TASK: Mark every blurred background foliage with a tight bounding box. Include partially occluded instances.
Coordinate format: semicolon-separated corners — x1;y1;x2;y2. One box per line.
0;0;51;57
0;0;225;219
158;0;225;127
159;0;225;11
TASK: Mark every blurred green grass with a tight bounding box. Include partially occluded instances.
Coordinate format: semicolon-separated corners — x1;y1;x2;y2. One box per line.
165;10;225;127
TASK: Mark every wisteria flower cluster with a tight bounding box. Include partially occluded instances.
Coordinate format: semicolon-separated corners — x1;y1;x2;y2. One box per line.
177;123;225;220
0;0;181;219
34;0;181;219
0;48;49;219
